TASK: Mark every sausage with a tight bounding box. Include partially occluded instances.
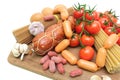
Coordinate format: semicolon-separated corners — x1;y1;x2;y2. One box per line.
43;15;54;21
61;50;77;65
39;55;49;64
32;23;65;55
104;34;119;49
55;39;70;53
63;20;73;38
49;60;56;73
70;69;83;77
42;59;50;70
68;16;75;30
47;51;57;57
96;47;107;68
51;56;62;63
53;4;69;20
56;63;65;74
77;59;98;72
58;55;67;64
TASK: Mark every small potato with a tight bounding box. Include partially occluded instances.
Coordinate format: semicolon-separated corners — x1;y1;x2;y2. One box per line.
41;7;53;16
30;12;43;22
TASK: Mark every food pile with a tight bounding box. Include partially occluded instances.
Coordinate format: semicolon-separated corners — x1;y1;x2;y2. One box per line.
11;3;120;79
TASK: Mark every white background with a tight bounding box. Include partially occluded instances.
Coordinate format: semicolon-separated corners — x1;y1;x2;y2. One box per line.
0;0;120;80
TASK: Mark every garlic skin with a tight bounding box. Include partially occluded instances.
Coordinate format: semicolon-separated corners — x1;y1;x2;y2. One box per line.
29;21;44;36
102;75;111;80
90;75;102;80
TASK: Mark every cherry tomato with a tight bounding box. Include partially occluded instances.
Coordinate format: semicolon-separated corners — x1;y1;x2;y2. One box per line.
81;34;95;46
70;33;80;47
110;16;118;26
75;22;85;34
85;11;97;20
85;21;101;34
79;46;95;61
104;27;116;36
117;37;120;46
116;28;120;34
73;8;84;19
95;11;101;20
99;18;110;29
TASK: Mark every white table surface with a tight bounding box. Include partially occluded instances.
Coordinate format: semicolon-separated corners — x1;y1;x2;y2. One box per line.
0;0;120;80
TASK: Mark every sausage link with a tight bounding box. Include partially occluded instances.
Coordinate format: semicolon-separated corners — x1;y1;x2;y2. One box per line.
96;47;107;68
40;55;49;64
61;50;77;65
77;59;98;72
44;15;54;21
63;20;73;38
104;34;119;49
51;56;62;63
70;69;83;77
55;39;70;53
58;55;67;64
47;51;57;57
42;59;50;70
57;63;65;74
49;60;56;73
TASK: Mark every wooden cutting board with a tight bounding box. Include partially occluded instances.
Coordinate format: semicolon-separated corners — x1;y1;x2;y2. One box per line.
8;46;120;80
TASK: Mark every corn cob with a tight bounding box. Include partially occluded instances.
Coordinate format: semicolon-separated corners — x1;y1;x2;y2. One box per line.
94;29;120;73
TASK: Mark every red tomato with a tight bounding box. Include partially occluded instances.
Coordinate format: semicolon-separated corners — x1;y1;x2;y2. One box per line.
116;27;120;34
85;11;97;20
70;33;80;47
104;27;116;35
73;8;84;19
95;11;101;20
79;46;95;60
110;16;118;26
99;18;110;29
85;21;101;34
75;22;85;34
81;34;95;46
117;37;120;46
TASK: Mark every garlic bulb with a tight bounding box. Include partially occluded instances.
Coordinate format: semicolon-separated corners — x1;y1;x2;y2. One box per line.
12;43;29;60
102;75;111;80
29;21;44;36
90;75;102;80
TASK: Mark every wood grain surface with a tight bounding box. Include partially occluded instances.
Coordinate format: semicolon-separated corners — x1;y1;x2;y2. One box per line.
8;46;120;80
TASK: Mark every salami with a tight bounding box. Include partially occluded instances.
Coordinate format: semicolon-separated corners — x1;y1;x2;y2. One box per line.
32;23;65;55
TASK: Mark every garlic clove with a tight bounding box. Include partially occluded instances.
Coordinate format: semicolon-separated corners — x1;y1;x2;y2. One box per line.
22;44;29;54
102;75;111;80
19;44;24;53
12;48;21;57
90;75;102;80
20;44;29;61
14;43;20;50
